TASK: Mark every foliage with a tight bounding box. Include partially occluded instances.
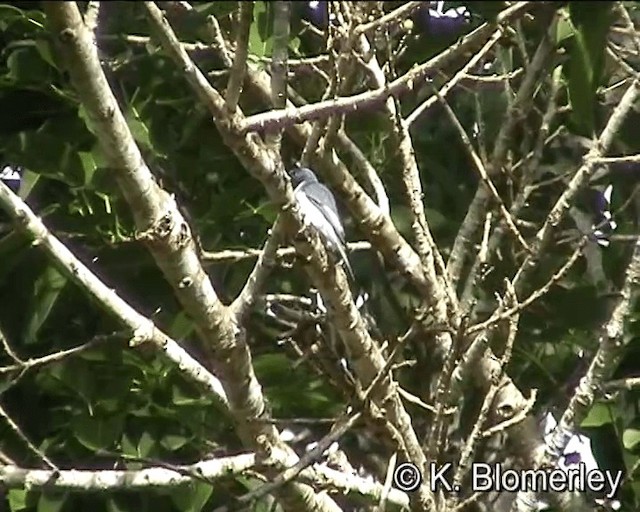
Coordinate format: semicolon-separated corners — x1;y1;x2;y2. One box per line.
0;2;639;512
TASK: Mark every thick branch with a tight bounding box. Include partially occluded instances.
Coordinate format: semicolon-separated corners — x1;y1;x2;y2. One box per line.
0;181;228;409
43;6;328;512
143;4;431;508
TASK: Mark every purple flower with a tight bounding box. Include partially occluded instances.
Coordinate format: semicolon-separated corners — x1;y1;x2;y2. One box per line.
305;1;328;29
0;165;22;194
542;412;599;472
417;1;470;37
591;184;617;247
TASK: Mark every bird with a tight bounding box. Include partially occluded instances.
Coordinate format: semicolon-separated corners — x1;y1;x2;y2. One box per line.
289;166;354;280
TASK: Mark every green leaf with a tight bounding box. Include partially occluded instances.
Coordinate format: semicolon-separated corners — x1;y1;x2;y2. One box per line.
623;428;640;450
106;497;129;512
121;433;137;457
565;2;613;134
18;168;40;198
6;46;52;84
235;476;279;511
8;489;27;511
23;265;67;344
168;311;195;341
55;361;96;405
555;11;575;44
128;403;154;418
125;107;153;150
37;492;66;512
78;151;97;185
72;413;124;451
581;402;614;427
248;2;272;58
0;4;24;19
137;431;156;458
172;384;202;406
170;482;213;512
0;232;31;282
289;36;300;53
34;39;57;69
160;434;190;451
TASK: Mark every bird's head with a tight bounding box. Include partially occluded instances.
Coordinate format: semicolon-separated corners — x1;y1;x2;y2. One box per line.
289;166;319;188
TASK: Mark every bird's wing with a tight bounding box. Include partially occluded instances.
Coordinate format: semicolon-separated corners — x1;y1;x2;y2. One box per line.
303;184;353;279
294;183;354;280
300;182;346;243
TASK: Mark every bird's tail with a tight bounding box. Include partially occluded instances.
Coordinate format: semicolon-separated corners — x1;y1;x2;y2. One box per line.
334;241;355;282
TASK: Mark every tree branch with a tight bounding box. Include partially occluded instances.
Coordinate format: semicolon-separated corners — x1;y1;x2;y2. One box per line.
0;180;229;409
512;236;640;511
225;1;253;112
239;2;538;134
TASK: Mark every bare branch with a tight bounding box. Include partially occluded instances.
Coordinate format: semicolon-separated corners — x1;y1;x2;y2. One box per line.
447;11;558;285
225;1;253;112
512;236;640;511
239;2;538;134
267;1;290;151
0;181;229;409
468;241;585;335
143;3;430;509
405;28;505;127
353;1;424;37
0;453;258;489
460;68;563;309
0;448;410;509
513;77;640;292
335;134;390;216
83;1;100;34
237;411;362;505
0;331;126;375
231;217;285;320
0;404;56;469
44;12;309;502
356;23;456;318
201;240;371;264
436;90;530;253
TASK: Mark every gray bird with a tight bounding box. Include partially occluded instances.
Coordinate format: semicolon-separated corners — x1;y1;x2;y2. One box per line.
289;166;354;280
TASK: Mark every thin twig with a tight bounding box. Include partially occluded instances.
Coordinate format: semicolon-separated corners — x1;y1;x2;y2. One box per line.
436;90;530;253
239;3;538;134
512;235;640;511
405;28;505;127
231;217;285;320
0;180;229;409
267;1;290;152
447;12;558;285
512;77;640;293
0;331;126;375
354;1;424;36
236;411;363;505
201;240;371;264
0;404;57;469
468;241;585;335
